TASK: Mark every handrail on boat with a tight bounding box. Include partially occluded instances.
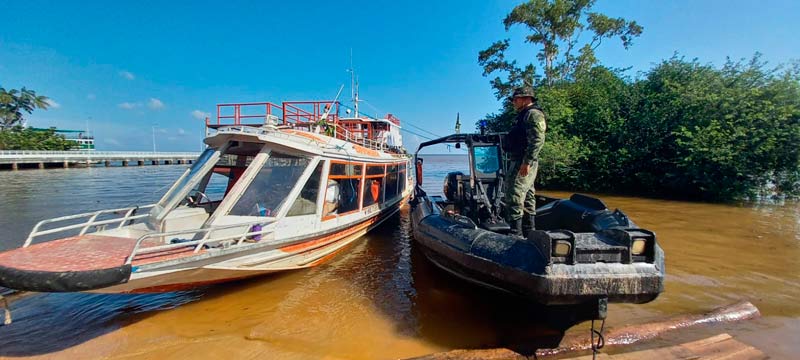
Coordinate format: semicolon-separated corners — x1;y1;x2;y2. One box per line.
24;204;156;247
125;219;275;265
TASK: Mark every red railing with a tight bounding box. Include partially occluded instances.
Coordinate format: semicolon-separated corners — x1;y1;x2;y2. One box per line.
282;101;340;125
208;100;398;152
210;101;342;127
209;102;283;127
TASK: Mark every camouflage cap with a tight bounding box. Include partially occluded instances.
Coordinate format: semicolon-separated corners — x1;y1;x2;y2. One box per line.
512;86;535;99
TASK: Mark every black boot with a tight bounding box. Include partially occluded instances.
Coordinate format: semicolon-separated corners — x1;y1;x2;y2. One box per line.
508;218;523;237
522;215;536;238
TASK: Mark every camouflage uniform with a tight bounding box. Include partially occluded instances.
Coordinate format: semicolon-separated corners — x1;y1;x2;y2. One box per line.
504;103;546;231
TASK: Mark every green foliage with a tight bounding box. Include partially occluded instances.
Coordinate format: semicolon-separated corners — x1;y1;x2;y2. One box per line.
479;0;642;93
0;87;50;129
0;126;75;150
481;56;800;201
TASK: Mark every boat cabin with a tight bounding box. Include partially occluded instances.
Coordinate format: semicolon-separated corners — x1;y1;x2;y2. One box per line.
123;100;413;247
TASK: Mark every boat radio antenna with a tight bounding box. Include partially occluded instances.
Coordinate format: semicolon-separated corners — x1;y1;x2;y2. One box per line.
347;49;361;118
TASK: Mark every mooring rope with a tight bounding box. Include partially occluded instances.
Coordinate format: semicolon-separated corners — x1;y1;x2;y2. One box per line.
590;318;606;359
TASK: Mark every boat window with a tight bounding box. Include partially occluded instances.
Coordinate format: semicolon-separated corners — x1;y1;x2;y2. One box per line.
366;165;385;176
363;165;385;207
337;179;361;213
324;161;364;218
287;161;323;216
385;164;399;201
398;161;407;194
330;162;363;176
229;152;311;217
183;154;254;207
158;148;218;207
473;146;500;175
193;172;229;204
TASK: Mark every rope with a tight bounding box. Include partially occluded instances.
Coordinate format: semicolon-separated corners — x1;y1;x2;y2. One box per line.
590;318;606;359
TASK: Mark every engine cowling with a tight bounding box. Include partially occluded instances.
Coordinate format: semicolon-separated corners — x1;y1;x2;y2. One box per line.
443;171;466;202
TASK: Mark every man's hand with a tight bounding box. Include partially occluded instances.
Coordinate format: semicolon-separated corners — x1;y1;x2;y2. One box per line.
519;163;530;177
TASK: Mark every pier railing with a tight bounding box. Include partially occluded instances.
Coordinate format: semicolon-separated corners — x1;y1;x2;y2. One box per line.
0;151;198;160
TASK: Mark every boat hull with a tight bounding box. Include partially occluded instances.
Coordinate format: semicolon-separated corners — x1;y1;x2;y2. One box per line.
410;196;664;305
0;197;407;294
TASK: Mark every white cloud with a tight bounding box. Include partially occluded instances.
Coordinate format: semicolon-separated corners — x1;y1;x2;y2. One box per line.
87;93;96;100
191;110;210;120
45;99;61;109
148;98;165;110
177;128;186;135
119;71;135;80
118;102;139;110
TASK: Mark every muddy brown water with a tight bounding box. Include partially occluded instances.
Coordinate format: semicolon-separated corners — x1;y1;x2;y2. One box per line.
0;159;798;359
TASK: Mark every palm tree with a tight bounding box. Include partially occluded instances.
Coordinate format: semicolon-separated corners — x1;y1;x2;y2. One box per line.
0;87;50;129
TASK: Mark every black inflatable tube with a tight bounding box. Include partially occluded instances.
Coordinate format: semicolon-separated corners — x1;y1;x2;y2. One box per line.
0;264;131;292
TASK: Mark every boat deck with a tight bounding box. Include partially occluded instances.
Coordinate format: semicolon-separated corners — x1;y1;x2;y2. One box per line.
0;235;200;272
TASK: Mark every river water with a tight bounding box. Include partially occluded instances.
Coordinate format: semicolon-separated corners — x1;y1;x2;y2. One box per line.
0;155;798;359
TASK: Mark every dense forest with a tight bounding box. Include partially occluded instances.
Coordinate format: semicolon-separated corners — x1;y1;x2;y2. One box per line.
479;1;800;201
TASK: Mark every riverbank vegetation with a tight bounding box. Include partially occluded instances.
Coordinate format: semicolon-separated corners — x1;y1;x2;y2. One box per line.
0;86;73;150
0;126;74;151
479;0;800;201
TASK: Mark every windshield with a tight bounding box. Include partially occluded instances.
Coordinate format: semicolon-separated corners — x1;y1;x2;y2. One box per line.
229;152;311;217
158;148;218;207
473;146;500;175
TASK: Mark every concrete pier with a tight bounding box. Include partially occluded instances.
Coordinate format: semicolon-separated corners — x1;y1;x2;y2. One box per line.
0;151;199;171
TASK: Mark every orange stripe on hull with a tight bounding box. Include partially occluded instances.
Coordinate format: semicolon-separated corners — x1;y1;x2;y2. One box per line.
121;274;262;294
280;215;378;253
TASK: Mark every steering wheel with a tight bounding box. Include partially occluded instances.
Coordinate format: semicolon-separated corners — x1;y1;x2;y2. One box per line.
186;190;211;206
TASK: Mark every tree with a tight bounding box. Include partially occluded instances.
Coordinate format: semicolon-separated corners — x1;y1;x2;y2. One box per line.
478;0;642;97
0;87;50;129
0;126;74;150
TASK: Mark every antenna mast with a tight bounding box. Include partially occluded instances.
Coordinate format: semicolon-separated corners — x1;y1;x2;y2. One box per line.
348;49;360;118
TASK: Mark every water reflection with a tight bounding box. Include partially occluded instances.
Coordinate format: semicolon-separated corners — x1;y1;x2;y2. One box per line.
0;291;202;356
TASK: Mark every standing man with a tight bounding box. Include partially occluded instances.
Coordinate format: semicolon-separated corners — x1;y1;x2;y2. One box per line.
504;86;546;237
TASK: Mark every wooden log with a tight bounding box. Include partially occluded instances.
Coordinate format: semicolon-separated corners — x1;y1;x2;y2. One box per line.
408;301;761;360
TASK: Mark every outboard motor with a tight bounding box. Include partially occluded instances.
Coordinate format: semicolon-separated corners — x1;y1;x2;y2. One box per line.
443;171;466;203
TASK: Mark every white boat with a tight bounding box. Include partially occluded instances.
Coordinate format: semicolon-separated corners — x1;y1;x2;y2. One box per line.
0;100;412;293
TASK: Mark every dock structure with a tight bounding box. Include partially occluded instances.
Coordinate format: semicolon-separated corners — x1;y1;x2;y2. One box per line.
0;151;199;170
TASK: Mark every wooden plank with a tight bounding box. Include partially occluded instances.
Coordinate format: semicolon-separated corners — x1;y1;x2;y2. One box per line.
610;345;698;360
564;353;612;359
682;334;766;360
562;334;766;360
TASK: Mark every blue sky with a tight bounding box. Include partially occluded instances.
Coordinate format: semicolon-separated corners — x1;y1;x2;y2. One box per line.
1;0;798;153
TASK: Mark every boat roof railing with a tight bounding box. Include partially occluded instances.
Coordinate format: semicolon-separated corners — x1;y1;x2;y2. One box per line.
207;100;404;153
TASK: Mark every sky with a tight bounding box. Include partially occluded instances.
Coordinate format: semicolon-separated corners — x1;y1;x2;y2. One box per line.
1;0;798;153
